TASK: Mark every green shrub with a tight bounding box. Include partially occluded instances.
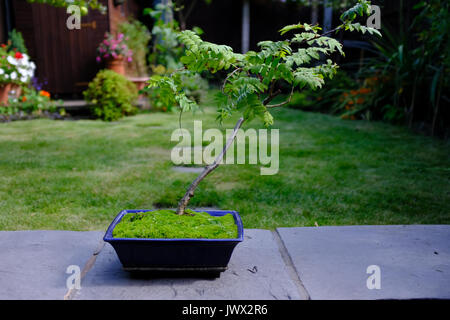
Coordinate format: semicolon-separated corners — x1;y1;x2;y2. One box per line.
83;69;138;121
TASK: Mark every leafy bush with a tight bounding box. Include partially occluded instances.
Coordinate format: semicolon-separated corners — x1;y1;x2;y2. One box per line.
83;70;138;121
327;0;450;134
409;0;449;135
118;19;151;76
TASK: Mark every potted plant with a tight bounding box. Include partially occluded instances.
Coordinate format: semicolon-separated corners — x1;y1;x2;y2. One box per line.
0;43;36;105
103;0;380;276
96;33;133;75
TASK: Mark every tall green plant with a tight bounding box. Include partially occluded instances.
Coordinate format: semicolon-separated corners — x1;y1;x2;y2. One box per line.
346;0;450;134
348;26;417;123
412;0;449;135
149;0;380;215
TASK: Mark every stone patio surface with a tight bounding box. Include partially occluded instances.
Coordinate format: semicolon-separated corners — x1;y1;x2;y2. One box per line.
0;225;449;300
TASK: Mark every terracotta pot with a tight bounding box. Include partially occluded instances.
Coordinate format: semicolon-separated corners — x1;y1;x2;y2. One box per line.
0;83;12;105
128;76;150;91
106;56;126;75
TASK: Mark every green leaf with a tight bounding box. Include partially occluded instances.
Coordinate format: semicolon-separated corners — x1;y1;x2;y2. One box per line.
279;23;304;36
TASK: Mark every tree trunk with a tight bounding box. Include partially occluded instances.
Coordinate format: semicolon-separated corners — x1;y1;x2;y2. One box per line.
323;0;333;33
311;0;319;25
161;0;174;23
241;0;250;53
176;117;245;215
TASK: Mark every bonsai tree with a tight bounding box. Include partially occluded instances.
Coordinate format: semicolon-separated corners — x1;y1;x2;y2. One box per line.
149;0;381;216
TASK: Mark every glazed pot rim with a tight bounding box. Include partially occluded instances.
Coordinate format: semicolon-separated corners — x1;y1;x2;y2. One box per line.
103;209;245;243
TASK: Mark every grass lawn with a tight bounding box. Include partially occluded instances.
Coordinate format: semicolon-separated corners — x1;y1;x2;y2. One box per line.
0;102;449;230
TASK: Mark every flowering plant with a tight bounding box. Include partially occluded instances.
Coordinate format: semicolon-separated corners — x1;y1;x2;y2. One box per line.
0;44;36;85
96;33;133;63
1;87;59;118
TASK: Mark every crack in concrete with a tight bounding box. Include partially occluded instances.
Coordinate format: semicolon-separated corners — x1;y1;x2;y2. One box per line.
272;230;310;300
169;281;178;299
63;239;106;300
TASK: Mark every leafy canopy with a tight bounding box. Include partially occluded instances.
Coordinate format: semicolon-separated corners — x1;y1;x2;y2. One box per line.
148;0;380;127
26;0;106;14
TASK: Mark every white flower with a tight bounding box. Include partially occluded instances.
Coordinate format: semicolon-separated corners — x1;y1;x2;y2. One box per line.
10;72;17;80
7;56;17;66
20;76;27;83
0;68;4;75
17;67;27;76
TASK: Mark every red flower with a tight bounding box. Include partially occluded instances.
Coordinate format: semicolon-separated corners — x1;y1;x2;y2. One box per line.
15;51;23;59
1;44;6;48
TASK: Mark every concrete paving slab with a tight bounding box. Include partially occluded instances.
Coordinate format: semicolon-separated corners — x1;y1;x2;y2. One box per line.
74;229;304;300
0;231;103;300
277;225;450;300
172;166;205;174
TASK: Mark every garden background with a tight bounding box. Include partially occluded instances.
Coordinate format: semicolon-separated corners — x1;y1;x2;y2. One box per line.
0;0;449;230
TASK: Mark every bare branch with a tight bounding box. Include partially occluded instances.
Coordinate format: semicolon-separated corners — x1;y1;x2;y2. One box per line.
176;117;246;215
266;86;294;108
221;67;243;94
263;89;282;105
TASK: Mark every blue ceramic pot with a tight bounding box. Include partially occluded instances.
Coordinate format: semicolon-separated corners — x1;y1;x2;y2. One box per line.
104;210;244;275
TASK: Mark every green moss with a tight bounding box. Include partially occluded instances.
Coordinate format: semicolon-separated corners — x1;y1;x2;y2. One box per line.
112;209;238;239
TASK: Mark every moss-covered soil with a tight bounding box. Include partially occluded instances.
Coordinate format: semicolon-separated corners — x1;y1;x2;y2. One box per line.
112;209;238;239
